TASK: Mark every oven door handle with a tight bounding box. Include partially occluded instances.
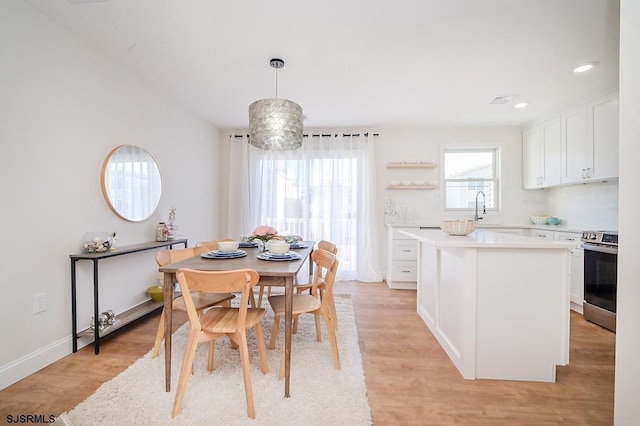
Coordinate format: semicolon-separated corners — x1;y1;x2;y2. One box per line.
581;243;618;254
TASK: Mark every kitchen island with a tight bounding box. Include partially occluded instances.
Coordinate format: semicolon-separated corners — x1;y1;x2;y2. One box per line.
400;228;575;383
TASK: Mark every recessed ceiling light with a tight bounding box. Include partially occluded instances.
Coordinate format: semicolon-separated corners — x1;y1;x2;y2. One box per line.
514;102;529;109
573;62;599;73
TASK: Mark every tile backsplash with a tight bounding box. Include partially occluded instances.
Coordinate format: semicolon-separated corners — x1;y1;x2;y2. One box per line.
546;180;619;230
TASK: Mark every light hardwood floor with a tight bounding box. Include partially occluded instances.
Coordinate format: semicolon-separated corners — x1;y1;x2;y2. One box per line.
0;281;615;425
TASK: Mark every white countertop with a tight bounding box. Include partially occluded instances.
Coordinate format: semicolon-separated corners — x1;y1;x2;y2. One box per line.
387;222;586;234
400;228;577;249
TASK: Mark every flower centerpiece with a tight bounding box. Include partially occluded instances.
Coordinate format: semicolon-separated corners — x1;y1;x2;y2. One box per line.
248;225;278;251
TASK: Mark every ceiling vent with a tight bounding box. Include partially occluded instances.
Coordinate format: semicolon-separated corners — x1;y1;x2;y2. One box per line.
489;95;519;105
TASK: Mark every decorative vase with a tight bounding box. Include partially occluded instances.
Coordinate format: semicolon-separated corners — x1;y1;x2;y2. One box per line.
156;222;169;242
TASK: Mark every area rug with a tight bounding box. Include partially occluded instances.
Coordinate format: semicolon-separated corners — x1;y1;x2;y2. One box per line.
59;295;371;425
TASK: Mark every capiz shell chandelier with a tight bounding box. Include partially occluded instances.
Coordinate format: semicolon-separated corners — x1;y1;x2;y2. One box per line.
249;58;303;150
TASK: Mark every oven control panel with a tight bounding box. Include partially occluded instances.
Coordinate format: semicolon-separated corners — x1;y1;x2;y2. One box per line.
581;231;618;246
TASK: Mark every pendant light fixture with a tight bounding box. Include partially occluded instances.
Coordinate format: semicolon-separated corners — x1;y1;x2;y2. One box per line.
249;58;303;150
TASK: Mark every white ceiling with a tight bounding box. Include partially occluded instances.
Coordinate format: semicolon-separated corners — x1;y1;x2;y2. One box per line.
24;0;620;129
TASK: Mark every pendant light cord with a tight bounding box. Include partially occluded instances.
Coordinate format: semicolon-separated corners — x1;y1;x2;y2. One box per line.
274;67;278;99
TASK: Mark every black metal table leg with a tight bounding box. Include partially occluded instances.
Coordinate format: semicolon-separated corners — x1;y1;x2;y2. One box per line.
71;259;78;353
93;259;100;355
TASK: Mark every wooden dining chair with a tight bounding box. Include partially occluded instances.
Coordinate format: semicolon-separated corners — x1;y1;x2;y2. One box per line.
293;240;339;330
151;247;235;358
268;249;340;379
196;238;262;309
296;240;338;295
171;268;269;419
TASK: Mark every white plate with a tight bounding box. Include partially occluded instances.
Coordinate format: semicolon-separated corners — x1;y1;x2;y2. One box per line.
201;250;247;259
257;252;301;261
263;251;298;258
289;243;309;249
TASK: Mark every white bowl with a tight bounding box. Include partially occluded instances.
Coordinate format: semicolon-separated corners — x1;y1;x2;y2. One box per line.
401;180;412;186
217;241;239;252
268;241;290;254
414;180;425;185
389;180;400;185
440;220;476;236
530;216;549;225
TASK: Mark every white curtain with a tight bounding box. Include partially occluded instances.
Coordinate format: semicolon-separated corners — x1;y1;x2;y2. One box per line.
227;132;382;282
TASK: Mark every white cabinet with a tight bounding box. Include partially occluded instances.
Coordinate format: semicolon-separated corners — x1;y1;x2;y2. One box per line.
561;105;589;183
531;229;583;313
523;125;543;188
386;226;418;289
554;231;584;314
529;229;555;239
523;116;561;188
561;90;619;184
587;90;619;181
542;117;562;186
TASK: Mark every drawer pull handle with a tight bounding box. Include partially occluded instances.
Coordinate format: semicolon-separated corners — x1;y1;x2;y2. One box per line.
401;270;411;273
401;249;412;252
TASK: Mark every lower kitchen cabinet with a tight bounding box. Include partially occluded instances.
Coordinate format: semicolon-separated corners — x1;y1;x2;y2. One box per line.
554;231;584;314
386;225;418;289
530;229;583;313
529;229;555;239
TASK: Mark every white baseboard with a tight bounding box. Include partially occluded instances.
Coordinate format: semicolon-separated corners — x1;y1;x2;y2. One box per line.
385;280;417;290
570;301;584;315
0;336;71;391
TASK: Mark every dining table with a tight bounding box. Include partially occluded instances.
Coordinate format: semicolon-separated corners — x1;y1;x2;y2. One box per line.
159;241;315;398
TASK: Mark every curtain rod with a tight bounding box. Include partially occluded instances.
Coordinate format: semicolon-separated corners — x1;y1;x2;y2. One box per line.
230;132;379;139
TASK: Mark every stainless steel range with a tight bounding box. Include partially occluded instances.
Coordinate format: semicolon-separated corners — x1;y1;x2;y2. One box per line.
581;230;618;332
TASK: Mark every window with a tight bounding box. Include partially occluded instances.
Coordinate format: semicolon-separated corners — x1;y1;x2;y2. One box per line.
242;133;381;282
444;148;499;210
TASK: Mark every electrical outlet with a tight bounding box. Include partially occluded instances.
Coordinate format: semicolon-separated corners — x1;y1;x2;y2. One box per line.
33;293;47;314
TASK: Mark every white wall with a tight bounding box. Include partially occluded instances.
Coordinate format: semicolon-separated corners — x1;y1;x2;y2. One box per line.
376;126;547;226
615;0;640;423
0;1;225;389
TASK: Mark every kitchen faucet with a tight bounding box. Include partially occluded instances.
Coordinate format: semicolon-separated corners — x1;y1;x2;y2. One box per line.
474;191;486;221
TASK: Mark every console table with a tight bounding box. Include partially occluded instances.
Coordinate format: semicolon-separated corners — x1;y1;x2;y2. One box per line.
70;239;188;354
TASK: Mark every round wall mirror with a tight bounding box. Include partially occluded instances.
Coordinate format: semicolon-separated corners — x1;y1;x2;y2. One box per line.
100;145;162;222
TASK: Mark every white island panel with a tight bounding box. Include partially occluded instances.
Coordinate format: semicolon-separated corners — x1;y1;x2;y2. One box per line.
404;229;572;383
475;248;569;382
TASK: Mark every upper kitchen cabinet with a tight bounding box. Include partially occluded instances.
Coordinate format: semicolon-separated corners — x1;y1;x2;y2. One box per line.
523;125;542;188
561;90;619;184
561;105;589;183
587;90;619;181
523;116;561;189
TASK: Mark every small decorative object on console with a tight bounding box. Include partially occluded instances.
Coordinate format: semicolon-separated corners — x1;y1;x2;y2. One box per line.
167;207;180;240
156;222;169;242
90;309;116;330
146;285;164;302
82;232;114;253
